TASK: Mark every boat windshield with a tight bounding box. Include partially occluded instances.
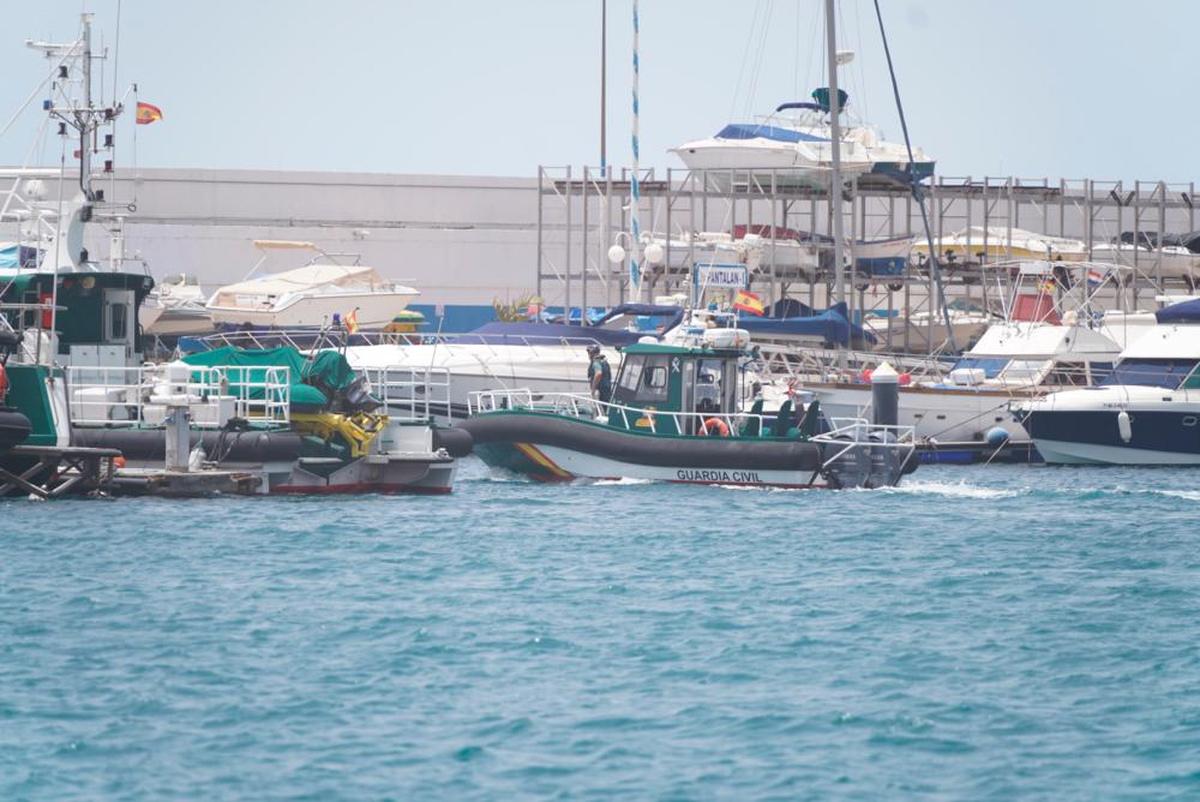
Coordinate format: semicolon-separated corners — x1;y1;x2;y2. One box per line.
595;311;673;335
949;356;1009;378
1101;358;1200;389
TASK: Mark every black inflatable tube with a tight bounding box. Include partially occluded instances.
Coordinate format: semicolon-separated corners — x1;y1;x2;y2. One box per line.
72;428;305;462
432;426;473;458
0;408;32;452
458;413;822;472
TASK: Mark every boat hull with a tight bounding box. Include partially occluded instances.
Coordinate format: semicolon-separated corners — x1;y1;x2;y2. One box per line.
460;410;913;488
72;427;460;494
207;292;414;329
809;382;1031;444
1025;408;1200;465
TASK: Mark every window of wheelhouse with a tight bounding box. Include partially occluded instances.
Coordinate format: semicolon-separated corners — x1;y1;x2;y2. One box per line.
612;353;672;405
1044;361;1088;387
1104;358;1200;389
694;357;736;413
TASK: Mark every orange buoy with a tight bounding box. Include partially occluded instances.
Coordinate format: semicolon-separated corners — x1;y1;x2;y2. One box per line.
702;417;731;437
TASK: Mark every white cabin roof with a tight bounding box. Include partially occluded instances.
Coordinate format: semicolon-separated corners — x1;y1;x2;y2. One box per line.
210;264;416;303
968;322;1122;359
1121;324;1200;360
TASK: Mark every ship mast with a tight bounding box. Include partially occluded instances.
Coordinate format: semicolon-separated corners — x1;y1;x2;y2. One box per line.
824;0;846;359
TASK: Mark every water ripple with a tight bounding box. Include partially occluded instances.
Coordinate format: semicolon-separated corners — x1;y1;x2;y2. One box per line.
1;461;1199;799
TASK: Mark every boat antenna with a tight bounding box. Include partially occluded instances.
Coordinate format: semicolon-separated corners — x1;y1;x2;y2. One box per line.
824;0;846;367
870;0;957;351
599;0;607;172
629;0;642;303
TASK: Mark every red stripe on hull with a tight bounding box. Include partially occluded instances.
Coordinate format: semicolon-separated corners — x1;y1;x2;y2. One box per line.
271;483;452;495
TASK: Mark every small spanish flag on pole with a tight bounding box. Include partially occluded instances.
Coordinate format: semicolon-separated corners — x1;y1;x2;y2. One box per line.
732;289;766;316
135;101;163;125
345;308;360;334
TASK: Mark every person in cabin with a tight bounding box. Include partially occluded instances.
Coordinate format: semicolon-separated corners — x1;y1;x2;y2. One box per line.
587;344;612;402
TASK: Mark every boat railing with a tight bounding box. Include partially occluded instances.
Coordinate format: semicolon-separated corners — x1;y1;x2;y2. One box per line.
468;389;915;445
810;418;918;471
195;329;610;354
361;365;452;421
67;364;292;428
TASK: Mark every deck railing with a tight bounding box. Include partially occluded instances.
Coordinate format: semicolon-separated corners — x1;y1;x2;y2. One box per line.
467;389;914;444
67;364;292;428
361;366;452;421
194;329;610;355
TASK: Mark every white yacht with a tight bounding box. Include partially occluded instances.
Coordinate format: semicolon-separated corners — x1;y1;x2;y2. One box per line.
205;240;418;330
140;274;214;337
671;87;933;188
913;226;1088;264
1016;300;1200;464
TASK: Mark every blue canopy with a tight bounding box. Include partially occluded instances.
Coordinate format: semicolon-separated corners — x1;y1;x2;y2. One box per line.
1155;299;1200;324
715;124;827;144
737;302;876;347
467;304;686;347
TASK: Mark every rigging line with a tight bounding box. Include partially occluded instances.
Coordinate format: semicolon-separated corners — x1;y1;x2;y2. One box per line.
793;0;801;99
870;0;957;352
744;0;775;119
804;0;821;96
728;0;765;123
851;0;869;127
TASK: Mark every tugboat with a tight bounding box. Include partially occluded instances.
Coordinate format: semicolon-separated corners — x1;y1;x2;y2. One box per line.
460;337;916;489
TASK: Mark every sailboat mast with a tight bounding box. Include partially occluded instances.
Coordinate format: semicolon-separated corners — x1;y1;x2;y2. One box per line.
824;0;845;316
629;0;641;302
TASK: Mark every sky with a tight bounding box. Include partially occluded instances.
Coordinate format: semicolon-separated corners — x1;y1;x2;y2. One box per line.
1;0;1197;183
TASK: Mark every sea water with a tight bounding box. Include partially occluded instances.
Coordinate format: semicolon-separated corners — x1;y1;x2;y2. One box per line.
2;461;1199;800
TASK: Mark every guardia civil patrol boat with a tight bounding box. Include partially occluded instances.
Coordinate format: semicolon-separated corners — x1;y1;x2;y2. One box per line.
460;333;917;489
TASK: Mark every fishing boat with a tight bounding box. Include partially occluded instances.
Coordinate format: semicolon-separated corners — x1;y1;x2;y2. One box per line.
205;240;419;330
460;338;915;488
671;87;934;189
1015;299;1200;464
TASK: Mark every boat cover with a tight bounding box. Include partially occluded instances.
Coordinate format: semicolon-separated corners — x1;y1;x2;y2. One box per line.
467;304;686;347
715;124;827;144
183;345;358;410
737;302;876;346
1155;298;1200;324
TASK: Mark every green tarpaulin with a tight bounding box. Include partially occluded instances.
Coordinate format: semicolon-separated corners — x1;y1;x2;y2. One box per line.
182;346;357;411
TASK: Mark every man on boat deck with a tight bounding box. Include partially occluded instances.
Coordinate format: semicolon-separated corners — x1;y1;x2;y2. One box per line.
587;345;612;402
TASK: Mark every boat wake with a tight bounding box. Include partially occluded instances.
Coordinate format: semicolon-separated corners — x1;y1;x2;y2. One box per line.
884;480;1021;500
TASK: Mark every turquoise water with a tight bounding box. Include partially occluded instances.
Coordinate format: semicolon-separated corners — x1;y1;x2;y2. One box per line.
2;461;1199;800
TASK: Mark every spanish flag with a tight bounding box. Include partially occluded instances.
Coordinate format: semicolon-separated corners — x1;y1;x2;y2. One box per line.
732;289;766;316
135;101;163;125
345;308;360;333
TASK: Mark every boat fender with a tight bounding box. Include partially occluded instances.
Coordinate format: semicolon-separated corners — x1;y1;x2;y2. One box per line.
702;417;730;437
985;427;1010;448
0;363;7;401
435;426;475;458
1117;410;1132;443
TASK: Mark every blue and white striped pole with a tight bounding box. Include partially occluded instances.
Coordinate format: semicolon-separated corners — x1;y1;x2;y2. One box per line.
629;0;641;301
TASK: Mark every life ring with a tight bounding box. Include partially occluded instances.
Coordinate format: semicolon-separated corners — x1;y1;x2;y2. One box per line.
702;417;730;437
